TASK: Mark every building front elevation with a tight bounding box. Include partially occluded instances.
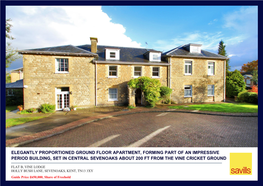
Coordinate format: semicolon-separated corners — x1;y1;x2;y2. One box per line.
18;37;227;110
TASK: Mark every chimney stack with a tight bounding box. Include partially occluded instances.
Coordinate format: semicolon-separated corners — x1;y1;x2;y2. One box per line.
90;37;98;53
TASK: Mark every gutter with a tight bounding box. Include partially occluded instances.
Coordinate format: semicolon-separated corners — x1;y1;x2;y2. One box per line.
18;50;98;57
93;60;169;66
162;54;228;60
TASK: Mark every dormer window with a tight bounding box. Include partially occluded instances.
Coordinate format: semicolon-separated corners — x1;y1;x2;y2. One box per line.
110;52;116;58
189;44;202;53
106;48;120;60
149;52;161;62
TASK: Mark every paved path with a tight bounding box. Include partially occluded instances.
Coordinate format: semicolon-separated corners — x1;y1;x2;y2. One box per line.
20;112;258;147
6;106;258;147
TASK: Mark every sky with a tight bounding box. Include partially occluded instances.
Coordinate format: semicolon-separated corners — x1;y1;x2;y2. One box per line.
6;6;258;72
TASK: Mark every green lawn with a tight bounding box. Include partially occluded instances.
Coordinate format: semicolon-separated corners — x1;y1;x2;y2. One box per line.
168;103;258;113
6;116;46;128
6;106;18;113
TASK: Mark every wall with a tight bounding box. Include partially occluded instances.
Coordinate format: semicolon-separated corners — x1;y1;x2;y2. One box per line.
23;54;95;109
169;57;225;103
96;64;168;106
11;71;23;83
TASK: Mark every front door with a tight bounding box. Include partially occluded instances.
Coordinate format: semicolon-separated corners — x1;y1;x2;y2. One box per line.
56;87;70;110
135;88;142;106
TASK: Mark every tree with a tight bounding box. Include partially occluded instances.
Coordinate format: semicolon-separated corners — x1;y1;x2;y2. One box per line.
6;73;11;83
252;70;258;85
240;60;258;73
128;76;161;107
218;40;230;71
6;18;19;68
226;70;246;98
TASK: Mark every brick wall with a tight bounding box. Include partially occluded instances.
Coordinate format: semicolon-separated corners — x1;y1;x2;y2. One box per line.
169;57;225;103
96;64;168;106
23;55;95;109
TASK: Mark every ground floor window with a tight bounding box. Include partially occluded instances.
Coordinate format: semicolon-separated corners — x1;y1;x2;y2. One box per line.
6;89;14;96
109;88;118;101
207;85;214;96
184;85;192;97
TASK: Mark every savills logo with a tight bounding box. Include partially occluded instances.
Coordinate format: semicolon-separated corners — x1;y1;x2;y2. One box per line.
230;153;252;175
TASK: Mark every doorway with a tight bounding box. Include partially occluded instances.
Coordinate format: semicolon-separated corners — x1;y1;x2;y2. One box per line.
56;87;70;110
135;88;142;106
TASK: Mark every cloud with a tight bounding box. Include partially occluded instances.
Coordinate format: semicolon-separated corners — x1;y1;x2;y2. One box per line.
6;6;142;50
208;19;218;25
154;31;224;52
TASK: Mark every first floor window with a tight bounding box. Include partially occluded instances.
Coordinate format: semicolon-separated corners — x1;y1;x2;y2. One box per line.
184;85;192;97
109;88;118;101
134;67;142;77
185;61;192;75
109;66;117;77
207;85;214;96
208;62;215;75
152;67;160;77
246;79;251;85
56;58;68;72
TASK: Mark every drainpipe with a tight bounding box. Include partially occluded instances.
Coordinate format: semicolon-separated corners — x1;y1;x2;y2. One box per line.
168;57;171;100
223;60;226;102
95;60;97;106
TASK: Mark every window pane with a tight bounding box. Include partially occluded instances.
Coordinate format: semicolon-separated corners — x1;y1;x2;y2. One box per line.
135;67;141;71
134;72;141;76
110;52;116;58
109;66;117;70
153;72;159;76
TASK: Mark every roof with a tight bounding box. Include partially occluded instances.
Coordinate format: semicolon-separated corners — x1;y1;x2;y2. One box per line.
18;45;98;57
77;45;166;63
6;79;23;89
10;67;23;72
162;44;228;59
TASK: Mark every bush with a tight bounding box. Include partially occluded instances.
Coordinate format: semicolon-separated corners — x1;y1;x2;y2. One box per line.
6;89;23;106
237;91;258;104
226;70;246;98
128;76;161;107
160;86;172;97
40;103;55;113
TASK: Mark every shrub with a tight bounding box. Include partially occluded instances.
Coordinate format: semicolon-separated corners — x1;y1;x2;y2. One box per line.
226;70;246;98
237;91;258;104
160;86;172;97
164;98;171;104
249;85;258;93
128;76;161;107
40;103;55;113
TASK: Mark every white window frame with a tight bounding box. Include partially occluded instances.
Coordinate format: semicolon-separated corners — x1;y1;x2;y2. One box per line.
108;88;118;101
208;62;215;76
207;85;214;96
152;67;160;78
184;85;192;97
246;79;251;85
134;66;142;78
105;48;120;60
149;52;161;62
55;58;69;73
184;60;192;75
55;87;70;110
108;66;118;78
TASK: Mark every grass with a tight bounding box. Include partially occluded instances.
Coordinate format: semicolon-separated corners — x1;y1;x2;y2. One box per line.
6;106;18;113
168;103;258;113
6;116;46;128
